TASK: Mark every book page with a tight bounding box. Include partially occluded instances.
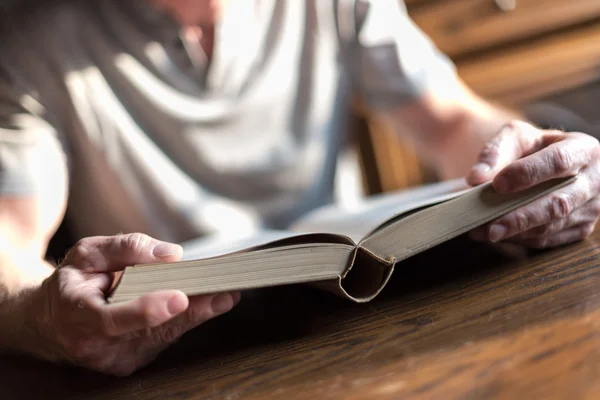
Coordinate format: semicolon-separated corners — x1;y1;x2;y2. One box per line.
180;230;302;261
361;176;575;260
180;229;355;261
290;178;472;242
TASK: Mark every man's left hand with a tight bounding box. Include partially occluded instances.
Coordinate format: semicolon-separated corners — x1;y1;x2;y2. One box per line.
467;120;600;249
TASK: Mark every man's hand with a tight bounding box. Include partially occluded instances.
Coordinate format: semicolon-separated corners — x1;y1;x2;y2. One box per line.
467;121;600;249
29;233;240;377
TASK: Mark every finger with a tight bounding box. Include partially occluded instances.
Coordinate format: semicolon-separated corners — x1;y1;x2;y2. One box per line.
90;292;241;376
62;233;183;273
468;121;546;186
487;242;529;260
475;176;594;243
492;133;599;194
516;197;600;239
93;290;189;337
468;225;487;242
183;291;241;326
131;292;241;347
469;227;532;262
148;291;241;335
506;223;596;249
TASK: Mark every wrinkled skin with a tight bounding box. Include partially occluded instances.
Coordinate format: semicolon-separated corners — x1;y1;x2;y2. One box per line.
468;121;600;250
33;233;239;376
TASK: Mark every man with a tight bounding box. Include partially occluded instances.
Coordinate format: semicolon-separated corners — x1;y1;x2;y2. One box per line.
0;0;598;376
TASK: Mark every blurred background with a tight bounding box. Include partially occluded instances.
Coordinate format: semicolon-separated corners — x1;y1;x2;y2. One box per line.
355;0;600;195
3;0;600;196
2;0;600;256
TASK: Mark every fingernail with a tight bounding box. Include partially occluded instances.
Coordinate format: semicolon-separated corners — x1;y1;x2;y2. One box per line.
489;224;507;242
211;293;234;314
167;294;188;315
494;176;510;193
469;163;493;185
152;242;181;259
472;162;492;175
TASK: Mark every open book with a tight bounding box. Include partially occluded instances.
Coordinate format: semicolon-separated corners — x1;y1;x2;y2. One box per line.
108;176;575;303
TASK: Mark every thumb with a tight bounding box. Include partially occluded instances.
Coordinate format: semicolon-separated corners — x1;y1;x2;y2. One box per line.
467;121;544;186
63;233;183;273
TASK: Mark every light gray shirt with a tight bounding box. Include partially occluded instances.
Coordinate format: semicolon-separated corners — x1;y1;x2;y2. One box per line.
0;0;457;243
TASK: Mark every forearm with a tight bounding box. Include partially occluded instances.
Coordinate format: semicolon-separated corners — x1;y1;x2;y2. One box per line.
376;81;521;180
0;267;58;362
0;190;67;360
418;97;517;180
0;247;57;359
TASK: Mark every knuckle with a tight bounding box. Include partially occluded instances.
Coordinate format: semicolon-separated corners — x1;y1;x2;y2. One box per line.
479;141;502;164
478;121;521;163
514;161;538;186
553;147;573;174
64;241;92;267
512;212;531;233
550;193;573;219
158;326;183;345
130;326;154;339
121;233;153;256
502;120;522;134
54;267;73;293
524;161;541;183
53;268;85;306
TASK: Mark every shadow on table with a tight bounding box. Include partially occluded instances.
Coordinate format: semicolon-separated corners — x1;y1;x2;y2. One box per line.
1;234;598;399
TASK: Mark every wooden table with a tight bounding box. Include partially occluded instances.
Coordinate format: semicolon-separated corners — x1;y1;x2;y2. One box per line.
2;230;600;399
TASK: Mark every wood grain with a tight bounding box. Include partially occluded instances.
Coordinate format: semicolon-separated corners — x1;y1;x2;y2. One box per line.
410;0;600;58
2;229;600;399
456;21;600;105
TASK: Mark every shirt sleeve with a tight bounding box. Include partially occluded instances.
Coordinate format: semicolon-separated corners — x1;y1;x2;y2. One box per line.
0;70;69;196
340;0;459;110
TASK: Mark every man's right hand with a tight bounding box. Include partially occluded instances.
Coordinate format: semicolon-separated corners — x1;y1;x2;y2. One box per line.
27;233;240;377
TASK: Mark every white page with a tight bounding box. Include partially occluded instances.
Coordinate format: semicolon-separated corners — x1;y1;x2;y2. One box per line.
290;178;472;242
180;230;301;261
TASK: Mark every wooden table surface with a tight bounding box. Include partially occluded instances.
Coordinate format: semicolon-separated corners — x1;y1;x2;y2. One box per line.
2;231;600;400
